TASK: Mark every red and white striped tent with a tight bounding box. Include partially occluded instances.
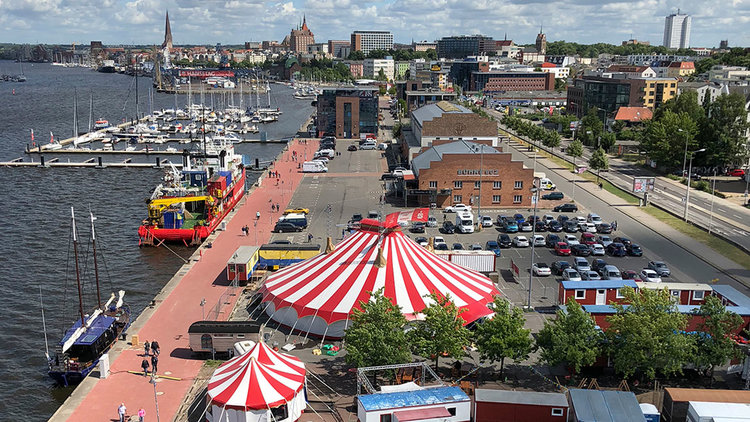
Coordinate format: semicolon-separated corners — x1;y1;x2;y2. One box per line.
259;219;499;339
206;340;307;422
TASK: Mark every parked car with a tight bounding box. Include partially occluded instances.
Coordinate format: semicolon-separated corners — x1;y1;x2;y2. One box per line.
351;213;364;223
601;265;622;280
410;222;426;233
640;269;663;283
532;235;546;247
564;234;580;245
579;222;597;233
571;244;591;256
547;220;563;232
519;222;533;232
435;243;449;250
513;213;525;224
497;234;512;248
557;215;570;225
470;243;483;251
427;216;438;228
587;213;603;224
415;237;428;247
574;257;591;272
562;268;582;281
542;214;556;224
542;191;564;200
480;215;494;228
648;261;671;277
580;232;597;245
444;203;472;213
553;203;578;212
274;222;302;233
442;221;455;234
486;241;501;256
597;235;613;247
613;237;632;247
574;216;587;224
590;244;605;256
283;207;310;215
347;144;357;151
581;270;601;281
591;259;608;274
452;243;464;250
627;244;643;257
513;236;530;247
545;234;561;248
368;210;380;219
622;270;641;281
728;168;746;177
606;242;627;257
555;242;572;256
596;223;612;234
551;260;571;275
534;221;548;232
497;215;509;226
503;219;519;233
533;262;552;276
564;221;579;233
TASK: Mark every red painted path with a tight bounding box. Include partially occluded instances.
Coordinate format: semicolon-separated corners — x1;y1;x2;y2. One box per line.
66;139;317;421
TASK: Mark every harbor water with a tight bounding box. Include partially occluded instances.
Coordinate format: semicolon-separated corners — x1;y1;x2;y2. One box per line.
0;61;314;420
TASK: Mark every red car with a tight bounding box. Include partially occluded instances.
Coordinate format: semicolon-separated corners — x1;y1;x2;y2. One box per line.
580;232;597;245
555;242;571;256
728;169;746;177
622;270;642;281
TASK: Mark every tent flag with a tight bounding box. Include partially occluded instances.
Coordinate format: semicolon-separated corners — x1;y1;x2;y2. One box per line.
384;208;429;226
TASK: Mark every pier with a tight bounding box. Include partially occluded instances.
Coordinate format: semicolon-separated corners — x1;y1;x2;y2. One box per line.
1;156;182;169
49;138;317;422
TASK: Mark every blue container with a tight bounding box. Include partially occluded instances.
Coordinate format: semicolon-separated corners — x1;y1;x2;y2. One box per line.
163;211;175;229
183;170;208;187
175;211;184;229
218;170;232;188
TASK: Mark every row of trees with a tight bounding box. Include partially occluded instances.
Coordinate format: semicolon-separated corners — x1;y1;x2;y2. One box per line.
545;41;698;59
344;288;745;382
539;289;744;380
297;59;353;82
640;91;750;169
503;115;562;149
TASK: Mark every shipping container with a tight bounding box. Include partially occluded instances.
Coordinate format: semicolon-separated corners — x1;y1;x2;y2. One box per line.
183;170;208;187
218;170;233;188
687;401;750;422
435;251;496;273
207;175;227;197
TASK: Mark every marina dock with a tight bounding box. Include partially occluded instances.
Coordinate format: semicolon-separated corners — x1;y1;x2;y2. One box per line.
49;138;317;422
1;156;182;169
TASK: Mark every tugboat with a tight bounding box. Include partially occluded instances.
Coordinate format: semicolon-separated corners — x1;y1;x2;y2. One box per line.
138;140;246;246
47;209;131;386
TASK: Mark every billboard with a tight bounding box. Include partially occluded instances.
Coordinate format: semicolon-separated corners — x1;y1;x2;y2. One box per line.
632;177;655;193
178;70;235;78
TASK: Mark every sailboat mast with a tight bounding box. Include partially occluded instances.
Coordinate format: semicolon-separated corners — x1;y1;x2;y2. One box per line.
71;208;86;329
135;69;139;121
90;212;103;310
88;92;93;133
266;80;271;108
73;88;78;137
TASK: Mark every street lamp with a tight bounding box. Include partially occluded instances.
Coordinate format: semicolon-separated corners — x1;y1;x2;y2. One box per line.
527;149;539;310
200;298;206;320
678;128;688;178
683;148;706;223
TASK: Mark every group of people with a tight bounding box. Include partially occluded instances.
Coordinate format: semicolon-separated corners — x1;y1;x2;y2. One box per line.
241;225;250;236
271;202;281;212
269;170;281;179
117;403;146;422
140;340;160;377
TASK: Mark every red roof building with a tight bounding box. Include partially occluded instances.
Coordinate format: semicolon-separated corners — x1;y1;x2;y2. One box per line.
614;106;653;123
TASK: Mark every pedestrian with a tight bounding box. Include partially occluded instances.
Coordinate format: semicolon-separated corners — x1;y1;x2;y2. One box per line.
151;340;160;356
613;220;618;231
307;233;313;243
151;354;158;375
599;182;603;190
275;203;280;212
144;340;150;356
141;358;150;376
118;403;127;422
256;211;260;220
138;408;146;422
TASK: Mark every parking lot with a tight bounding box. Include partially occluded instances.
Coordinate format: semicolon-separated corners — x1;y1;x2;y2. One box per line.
269;138;692;309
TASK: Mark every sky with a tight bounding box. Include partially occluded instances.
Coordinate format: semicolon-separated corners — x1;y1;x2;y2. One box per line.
1;0;748;48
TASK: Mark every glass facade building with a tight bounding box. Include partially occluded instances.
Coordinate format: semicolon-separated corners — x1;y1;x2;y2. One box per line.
317;88;379;138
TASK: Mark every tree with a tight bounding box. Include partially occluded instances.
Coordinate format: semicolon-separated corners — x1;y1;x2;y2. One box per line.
579;107;604;146
588;147;609;182
376;68;388;82
599;132;616;152
542;130;562;149
640;110;698;170
407;293;471;369
606;287;695;380
347;50;365;60
475;297;534;377
537;298;603;373
701;93;750;167
691;295;744;378
567;139;584;166
344;288;411;368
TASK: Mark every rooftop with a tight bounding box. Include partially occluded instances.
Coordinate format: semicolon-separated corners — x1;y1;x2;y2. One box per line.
614;107;653;122
412;141;499;176
569;389;645;422
475;389;568;407
411;101;471;127
357;386;469;412
561;280;638;290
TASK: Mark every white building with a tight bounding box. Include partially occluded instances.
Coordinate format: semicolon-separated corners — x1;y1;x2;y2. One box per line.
663;11;691;49
307;43;329;55
709;65;750;86
364;58;394;81
351;31;394;55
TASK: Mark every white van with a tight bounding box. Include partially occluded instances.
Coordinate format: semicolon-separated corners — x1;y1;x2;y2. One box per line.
456;211;475;233
360;140;377;150
302;161;327;173
539;177;556;190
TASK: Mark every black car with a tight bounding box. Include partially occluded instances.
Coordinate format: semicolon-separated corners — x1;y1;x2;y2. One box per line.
351;213;363;223
452;243;464;250
410;222;426;233
435;243;449;251
613;237;632;247
596;223;612;234
320;142;336;150
564;221;579;233
571;244;591;256
274;222;302;233
545;234;561;248
527;215;541;223
442;220;455;234
553;203;578;212
534;221;547;232
542;191;564;200
497;234;512;248
551;261;571;276
557;215;570;225
347;144;357;151
591;259;608;274
627;243;643;256
547;220;563;232
607;242;627;257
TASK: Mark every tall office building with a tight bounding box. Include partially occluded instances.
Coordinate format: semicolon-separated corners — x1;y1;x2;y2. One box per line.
663;11;691;49
350;31;394;55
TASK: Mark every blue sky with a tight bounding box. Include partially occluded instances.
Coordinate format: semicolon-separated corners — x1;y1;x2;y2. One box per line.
0;0;747;47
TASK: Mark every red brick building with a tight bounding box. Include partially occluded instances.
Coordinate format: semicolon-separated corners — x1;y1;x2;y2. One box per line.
410;140;534;208
471;71;555;92
289;16;315;54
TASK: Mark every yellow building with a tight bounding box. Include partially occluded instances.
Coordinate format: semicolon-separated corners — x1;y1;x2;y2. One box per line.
666;61;696;79
639;78;678;110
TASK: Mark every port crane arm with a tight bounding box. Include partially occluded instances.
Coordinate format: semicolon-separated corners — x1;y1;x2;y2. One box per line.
148;196;213;219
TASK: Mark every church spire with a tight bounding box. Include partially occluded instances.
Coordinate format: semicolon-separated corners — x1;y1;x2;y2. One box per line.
301;14;309;31
162;10;173;49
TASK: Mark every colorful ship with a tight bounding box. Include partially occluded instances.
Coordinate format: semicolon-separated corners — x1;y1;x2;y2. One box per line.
138;141;246;246
47;209;131;386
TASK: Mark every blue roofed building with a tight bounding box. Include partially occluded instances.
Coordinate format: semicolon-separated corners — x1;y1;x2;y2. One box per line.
357;385;471;422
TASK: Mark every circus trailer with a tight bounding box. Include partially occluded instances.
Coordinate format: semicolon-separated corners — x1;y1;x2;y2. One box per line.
226;246;260;284
189;321;262;356
206;341;306;422
259;218;499;340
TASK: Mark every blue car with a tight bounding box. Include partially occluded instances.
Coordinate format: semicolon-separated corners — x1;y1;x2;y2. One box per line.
485;241;501;256
503;219;519;233
514;213;525;224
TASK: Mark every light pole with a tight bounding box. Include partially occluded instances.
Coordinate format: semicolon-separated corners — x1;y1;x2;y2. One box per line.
709;169;717;234
527;149;539;310
150;372;161;422
200;298;206;320
477;144;483;232
683;148;706;223
679;128;688;177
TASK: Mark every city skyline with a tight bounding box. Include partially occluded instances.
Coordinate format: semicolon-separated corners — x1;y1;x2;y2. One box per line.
0;0;747;48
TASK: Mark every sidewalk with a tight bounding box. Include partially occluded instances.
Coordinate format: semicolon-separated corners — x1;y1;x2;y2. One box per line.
52;139;318;422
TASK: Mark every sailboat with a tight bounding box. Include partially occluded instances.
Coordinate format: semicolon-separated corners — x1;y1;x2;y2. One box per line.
47;208;131;386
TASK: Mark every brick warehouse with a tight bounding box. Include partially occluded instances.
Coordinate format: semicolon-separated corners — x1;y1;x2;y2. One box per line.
410;141;534;208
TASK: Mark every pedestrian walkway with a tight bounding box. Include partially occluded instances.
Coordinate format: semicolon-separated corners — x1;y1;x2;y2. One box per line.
53;139;318;422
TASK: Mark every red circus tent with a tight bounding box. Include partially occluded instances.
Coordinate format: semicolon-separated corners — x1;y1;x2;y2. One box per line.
206;340;307;422
259;219;499;339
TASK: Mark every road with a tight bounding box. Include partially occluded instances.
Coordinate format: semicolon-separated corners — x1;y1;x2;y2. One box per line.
487;107;750;252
